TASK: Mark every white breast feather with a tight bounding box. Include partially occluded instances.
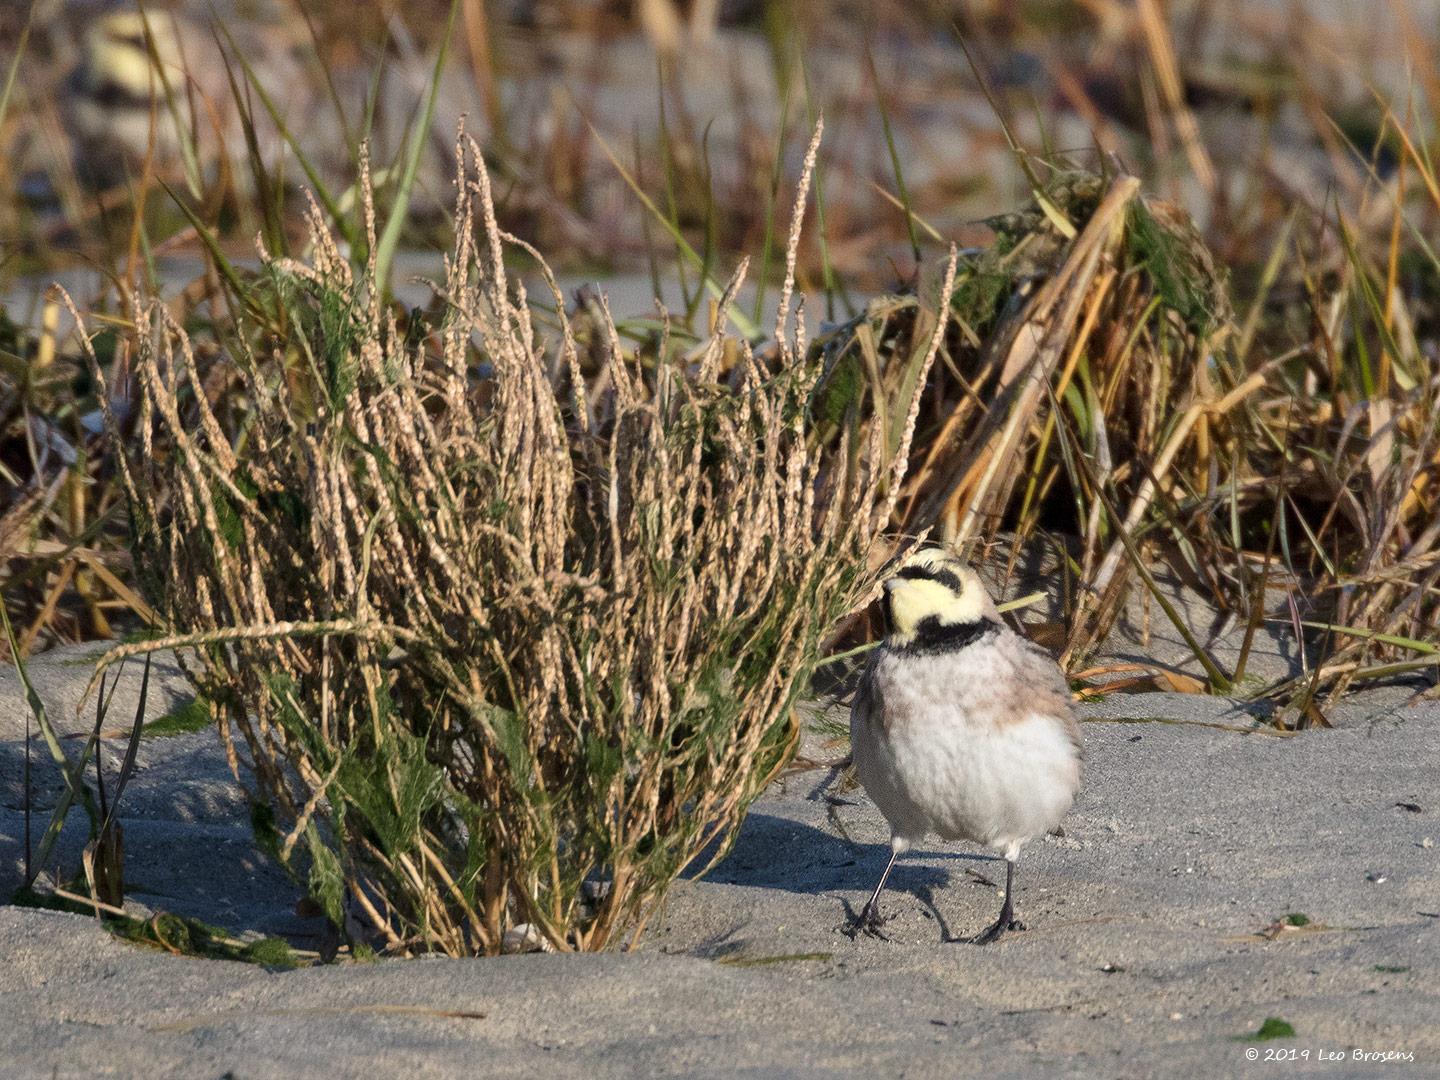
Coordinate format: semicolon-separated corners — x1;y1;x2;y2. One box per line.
852;632;1081;859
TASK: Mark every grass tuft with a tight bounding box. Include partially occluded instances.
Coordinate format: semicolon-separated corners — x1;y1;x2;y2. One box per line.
1245;1017;1297;1042
143;697;213;739
83;124;937;956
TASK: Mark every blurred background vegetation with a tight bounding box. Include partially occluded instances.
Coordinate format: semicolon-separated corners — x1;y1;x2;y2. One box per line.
3;0;1432;285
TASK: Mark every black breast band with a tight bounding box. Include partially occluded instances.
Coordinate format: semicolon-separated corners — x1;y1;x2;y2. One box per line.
894;616;995;656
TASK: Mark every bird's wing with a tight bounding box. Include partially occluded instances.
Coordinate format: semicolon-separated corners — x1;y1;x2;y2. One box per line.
1009;634;1084;758
849;647;883;740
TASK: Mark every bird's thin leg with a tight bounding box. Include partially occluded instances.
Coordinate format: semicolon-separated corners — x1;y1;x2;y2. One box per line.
970;858;1024;945
846;848;900;938
862;850;899;921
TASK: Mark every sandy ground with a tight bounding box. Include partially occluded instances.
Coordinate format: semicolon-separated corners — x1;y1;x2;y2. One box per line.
2;639;1437;1079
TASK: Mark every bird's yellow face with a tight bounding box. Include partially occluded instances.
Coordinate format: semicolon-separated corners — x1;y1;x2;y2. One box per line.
882;548;989;645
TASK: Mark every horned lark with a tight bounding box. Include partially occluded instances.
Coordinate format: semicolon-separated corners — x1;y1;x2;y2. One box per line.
848;547;1081;944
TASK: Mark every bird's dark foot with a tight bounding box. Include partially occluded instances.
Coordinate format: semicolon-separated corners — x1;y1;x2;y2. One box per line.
842;901;892;940
966;916;1025;945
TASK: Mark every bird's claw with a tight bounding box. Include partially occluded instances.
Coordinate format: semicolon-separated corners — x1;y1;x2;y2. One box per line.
842;903;892;940
966;916;1025;945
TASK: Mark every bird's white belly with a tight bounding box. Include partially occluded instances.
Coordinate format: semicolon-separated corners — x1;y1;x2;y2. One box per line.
857;703;1078;859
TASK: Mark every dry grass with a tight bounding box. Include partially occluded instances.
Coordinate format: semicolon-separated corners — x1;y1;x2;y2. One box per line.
67;123;951;955
843;152;1438;709
811;169;1246;679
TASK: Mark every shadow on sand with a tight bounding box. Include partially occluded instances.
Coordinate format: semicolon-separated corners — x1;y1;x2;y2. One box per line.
688;808;1006;943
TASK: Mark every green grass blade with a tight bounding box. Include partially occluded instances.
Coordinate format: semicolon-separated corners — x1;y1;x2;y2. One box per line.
209;11;355;248
587;117;760;339
1236;209;1297;362
1297;621;1438;655
752;76;795;329
952;26;1045;193
1;601;102;886
799;52;852;321
294;0;358;158
688;122;721;328
97;653;154;840
137;3;205;199
215;44;286;257
656;70;694;315
0;0;36;135
374;0;461;294
158;179;252;306
1336;215;1411;389
866;43;919;264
